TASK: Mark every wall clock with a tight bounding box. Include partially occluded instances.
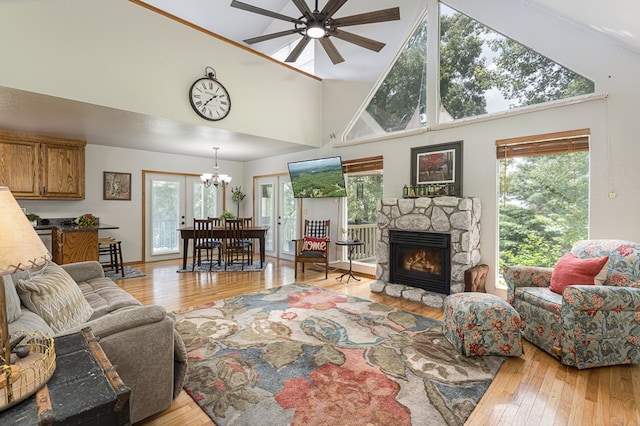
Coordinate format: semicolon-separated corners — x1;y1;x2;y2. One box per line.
189;67;231;121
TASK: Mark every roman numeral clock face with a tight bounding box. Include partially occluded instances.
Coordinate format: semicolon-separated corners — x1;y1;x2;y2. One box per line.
189;78;231;121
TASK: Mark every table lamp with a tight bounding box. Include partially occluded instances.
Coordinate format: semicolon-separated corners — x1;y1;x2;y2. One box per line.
0;186;55;410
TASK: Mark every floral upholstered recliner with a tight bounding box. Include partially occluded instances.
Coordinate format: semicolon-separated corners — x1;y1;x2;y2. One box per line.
504;239;640;369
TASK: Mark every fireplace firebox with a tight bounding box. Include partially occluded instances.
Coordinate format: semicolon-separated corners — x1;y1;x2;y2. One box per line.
389;230;451;295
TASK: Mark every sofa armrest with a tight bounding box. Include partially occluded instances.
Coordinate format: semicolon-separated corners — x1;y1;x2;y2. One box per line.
562;285;640;311
61;260;105;283
561;285;640;368
503;265;553;304
57;305;176;423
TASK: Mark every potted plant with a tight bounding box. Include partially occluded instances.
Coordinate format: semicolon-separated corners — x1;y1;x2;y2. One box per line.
26;213;40;226
230;186;246;218
219;210;236;223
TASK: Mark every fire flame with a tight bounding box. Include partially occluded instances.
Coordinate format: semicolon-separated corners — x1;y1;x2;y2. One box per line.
402;249;442;275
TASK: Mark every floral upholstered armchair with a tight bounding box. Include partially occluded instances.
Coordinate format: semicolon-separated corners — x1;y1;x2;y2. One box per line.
504;239;640;369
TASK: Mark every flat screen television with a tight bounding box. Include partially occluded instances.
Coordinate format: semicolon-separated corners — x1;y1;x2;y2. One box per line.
287;156;347;198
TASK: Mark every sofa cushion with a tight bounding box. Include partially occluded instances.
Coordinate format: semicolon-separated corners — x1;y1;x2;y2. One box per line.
549;253;609;295
16;262;94;333
515;287;563;314
571;239;640;287
78;277;142;319
3;275;22;323
8;309;55;336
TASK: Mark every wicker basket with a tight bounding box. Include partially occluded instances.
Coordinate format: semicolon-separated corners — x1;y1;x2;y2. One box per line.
0;331;56;411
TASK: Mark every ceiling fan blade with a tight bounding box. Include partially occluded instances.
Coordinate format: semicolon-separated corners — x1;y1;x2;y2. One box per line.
319;37;345;64
332;7;400;27
320;0;348;18
290;0;314;20
230;0;303;25
244;29;301;44
285;36;312;62
329;28;385;52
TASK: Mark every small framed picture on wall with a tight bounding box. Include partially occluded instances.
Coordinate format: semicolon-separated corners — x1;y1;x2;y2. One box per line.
103;171;131;200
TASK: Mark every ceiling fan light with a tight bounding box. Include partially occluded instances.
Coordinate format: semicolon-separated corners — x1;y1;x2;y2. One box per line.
306;21;326;39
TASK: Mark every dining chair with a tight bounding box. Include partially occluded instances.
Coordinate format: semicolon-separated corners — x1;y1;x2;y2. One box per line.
224;218;252;270
293;219;330;279
240;217;254;254
192;218;221;271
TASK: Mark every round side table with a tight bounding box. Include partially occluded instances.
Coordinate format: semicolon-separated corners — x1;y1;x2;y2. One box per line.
336;240;365;284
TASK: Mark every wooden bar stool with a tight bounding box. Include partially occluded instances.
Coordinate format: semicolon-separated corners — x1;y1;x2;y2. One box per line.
98;237;124;278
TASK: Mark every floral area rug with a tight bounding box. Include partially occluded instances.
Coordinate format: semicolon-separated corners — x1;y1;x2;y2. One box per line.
173;283;505;426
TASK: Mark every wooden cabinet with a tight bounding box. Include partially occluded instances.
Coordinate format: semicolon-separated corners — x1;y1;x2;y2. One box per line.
0;130;85;199
52;227;99;264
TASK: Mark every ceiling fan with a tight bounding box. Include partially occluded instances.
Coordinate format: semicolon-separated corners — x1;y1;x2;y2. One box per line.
230;0;400;64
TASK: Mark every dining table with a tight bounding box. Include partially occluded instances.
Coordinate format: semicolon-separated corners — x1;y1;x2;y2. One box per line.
179;225;270;270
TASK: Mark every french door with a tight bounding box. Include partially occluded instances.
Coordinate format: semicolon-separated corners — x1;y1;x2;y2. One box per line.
144;172;218;262
254;174;298;260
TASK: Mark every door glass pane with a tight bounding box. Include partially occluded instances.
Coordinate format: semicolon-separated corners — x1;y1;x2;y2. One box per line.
192;180;217;219
151;179;180;255
280;180;297;256
259;183;274;252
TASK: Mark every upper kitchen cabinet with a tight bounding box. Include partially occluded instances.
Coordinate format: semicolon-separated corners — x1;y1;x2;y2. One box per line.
0;130;85;199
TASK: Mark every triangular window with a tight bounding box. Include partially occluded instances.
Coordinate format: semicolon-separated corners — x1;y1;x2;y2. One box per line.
344;2;594;142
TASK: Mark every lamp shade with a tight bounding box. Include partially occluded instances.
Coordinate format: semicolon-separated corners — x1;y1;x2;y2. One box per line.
0;186;51;275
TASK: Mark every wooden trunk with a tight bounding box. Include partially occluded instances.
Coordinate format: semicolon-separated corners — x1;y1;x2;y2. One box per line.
0;329;130;425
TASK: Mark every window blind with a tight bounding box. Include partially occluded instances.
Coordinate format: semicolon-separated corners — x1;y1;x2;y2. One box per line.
342;155;383;173
496;128;590;159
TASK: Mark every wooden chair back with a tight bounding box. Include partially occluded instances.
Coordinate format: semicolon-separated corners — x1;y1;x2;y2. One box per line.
193;218;221;271
224;219;252;269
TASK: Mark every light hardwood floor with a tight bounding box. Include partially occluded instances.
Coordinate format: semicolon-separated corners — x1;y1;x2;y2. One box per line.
119;258;640;426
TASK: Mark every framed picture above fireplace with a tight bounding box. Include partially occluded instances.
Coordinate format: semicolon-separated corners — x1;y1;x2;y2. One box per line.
411;141;463;196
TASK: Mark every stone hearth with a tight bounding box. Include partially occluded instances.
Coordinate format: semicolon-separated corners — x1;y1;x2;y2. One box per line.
371;197;481;308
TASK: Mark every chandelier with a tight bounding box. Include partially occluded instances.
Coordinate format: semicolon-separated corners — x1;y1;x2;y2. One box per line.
201;147;232;188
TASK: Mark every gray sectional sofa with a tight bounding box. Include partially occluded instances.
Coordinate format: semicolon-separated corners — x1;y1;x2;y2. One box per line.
5;260;187;423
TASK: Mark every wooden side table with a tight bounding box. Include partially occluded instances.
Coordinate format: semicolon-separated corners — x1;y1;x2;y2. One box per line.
0;328;130;425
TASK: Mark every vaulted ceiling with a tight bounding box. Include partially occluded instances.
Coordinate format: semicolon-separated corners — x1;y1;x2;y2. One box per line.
0;0;638;161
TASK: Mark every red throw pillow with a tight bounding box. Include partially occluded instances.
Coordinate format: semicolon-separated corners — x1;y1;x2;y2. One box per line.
301;236;327;253
549;253;609;295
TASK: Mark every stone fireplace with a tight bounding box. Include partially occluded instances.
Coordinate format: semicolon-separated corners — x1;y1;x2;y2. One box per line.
372;196;481;308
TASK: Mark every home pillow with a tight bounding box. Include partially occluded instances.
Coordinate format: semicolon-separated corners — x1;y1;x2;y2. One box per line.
16;262;94;333
301;236;328;253
549;253;609;295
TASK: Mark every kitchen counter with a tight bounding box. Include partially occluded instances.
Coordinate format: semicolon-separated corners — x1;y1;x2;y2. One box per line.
35;223;118;231
51;223;118;232
45;222;119;264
